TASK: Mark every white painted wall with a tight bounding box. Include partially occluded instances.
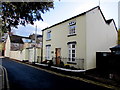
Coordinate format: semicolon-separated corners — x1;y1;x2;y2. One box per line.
28;48;41;63
43;15;86;69
5;35;10;57
42;7;117;70
10;51;22;61
86;8;118;70
118;1;120;29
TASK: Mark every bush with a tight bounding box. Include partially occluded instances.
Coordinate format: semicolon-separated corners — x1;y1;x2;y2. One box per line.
48;60;53;67
65;65;70;69
70;66;77;70
59;61;64;67
41;60;47;64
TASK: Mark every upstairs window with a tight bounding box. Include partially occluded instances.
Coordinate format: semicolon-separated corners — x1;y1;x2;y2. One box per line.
68;21;76;35
46;30;51;40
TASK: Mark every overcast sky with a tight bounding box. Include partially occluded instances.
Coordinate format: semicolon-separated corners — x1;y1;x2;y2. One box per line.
13;0;119;37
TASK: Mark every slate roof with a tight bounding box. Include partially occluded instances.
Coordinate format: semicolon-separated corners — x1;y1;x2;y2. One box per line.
42;6;117;31
29;34;42;40
110;45;120;51
10;35;30;44
37;35;43;38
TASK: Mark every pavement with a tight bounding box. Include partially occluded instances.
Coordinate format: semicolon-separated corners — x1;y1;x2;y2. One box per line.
2;57;114;89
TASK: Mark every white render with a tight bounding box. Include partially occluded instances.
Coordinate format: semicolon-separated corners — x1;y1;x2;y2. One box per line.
28;47;41;63
4;35;41;62
42;6;118;70
5;35;11;57
85;7;117;70
118;1;120;29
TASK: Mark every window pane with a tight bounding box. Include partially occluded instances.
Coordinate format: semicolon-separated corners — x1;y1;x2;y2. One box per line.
72;44;75;48
69;50;71;54
73;27;75;33
72;50;75;53
46;46;51;60
69;44;71;48
69;58;71;61
69;25;76;35
72;58;75;61
68;43;76;62
72;54;75;57
47;31;51;40
69;54;71;58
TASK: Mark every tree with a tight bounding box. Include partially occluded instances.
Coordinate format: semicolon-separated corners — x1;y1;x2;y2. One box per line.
1;2;54;32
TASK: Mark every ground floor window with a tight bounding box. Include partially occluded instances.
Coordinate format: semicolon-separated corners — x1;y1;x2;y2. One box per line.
46;45;51;60
68;43;76;61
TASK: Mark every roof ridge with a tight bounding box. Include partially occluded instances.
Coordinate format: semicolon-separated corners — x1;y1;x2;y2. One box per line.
42;6;99;31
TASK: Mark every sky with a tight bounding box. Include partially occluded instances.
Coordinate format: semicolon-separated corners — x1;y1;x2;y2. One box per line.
13;0;119;37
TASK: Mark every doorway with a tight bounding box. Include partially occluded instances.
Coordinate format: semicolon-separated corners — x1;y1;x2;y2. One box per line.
55;48;61;65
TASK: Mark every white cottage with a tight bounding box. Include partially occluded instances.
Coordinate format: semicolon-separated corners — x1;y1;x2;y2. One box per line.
42;6;117;70
4;34;42;63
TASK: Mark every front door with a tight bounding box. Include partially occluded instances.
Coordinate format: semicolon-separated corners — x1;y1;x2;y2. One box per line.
55;48;61;65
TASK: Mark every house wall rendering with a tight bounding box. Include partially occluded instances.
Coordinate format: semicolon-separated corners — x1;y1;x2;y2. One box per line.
118;1;120;29
5;35;10;57
86;7;118;70
43;15;86;69
42;6;117;70
4;34;42;63
28;48;41;63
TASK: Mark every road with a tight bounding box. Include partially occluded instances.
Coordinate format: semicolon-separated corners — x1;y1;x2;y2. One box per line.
2;58;111;90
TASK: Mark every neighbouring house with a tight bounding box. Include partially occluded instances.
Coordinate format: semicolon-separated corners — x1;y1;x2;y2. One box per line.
42;6;118;70
29;34;42;48
5;34;25;59
4;34;42;63
26;34;42;63
26;47;41;63
10;35;24;51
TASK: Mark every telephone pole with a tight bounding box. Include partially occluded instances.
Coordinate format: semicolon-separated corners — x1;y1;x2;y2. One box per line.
34;25;37;63
99;0;100;7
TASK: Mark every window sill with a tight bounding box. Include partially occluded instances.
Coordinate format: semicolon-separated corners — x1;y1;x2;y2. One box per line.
67;62;77;65
67;34;76;37
46;39;51;41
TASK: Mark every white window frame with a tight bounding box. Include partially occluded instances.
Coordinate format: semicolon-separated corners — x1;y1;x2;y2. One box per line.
68;43;76;62
68;21;76;35
46;30;51;40
46;45;51;60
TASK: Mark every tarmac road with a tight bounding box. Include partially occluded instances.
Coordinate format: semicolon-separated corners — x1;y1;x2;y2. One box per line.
2;58;112;90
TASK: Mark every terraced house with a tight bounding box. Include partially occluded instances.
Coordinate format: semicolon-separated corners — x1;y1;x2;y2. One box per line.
4;34;42;63
42;6;117;70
